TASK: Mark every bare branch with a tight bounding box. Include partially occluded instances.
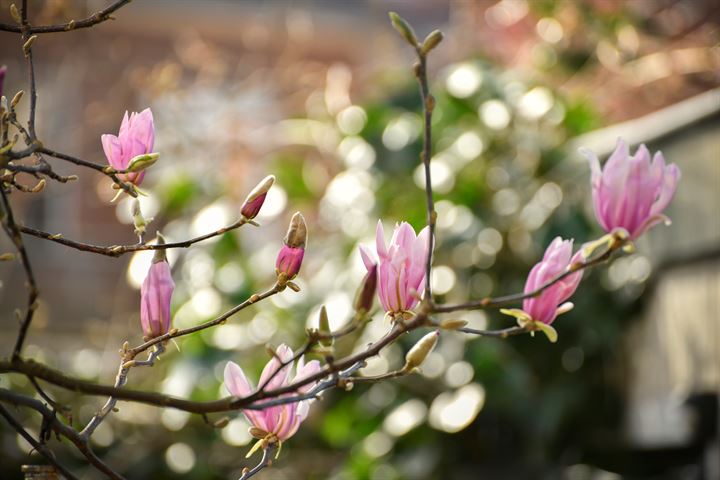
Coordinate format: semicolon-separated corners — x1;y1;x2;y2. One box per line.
18;218;248;257
0;389;127;480
0;0;133;34
1;187;39;361
0;403;80;480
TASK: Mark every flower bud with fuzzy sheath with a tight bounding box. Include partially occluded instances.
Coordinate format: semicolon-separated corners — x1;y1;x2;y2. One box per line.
403;330;439;372
140;235;174;339
276;212;307;280
241;175;274;221
317;305;333;348
354;263;377;315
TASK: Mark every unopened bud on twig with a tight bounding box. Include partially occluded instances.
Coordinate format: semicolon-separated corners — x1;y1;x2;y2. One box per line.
30;178;45;193
318;305;333;348
439;319;467;330
403;330;439;372
241;175;274;221
22;35;37;57
11;90;24;109
275;212;307;281
421;29;443;54
126;152;159;173
10;4;20;24
213;417;230;429
140;233;174;340
152;232;167;263
388;12;418;46
132;199;153;237
354;263;377;315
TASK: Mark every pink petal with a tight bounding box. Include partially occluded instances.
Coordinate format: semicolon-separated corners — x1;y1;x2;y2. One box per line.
294;358;321;394
375;220;388;259
377;261;393;312
414;226;431;269
258;344;294;391
118;111;130;138
224;361;254;398
650;161;680;218
359;245;376;271
392;222;416;256
101;134;124;169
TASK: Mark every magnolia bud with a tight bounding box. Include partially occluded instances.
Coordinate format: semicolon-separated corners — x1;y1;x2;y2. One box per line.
354;263;377;314
421;29;443;54
140;233;174;339
403;330;439;372
388;12;418;46
132;199;152;237
10;4;20;24
152;232;167;263
439;319;467;330
126;152;159;172
11;90;23;109
22;35;37;57
318;305;333;348
284;211;307;249
275;212;307;280
241;175;274;220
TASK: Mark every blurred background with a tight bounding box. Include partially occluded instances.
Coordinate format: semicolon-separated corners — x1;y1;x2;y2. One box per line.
1;1;718;479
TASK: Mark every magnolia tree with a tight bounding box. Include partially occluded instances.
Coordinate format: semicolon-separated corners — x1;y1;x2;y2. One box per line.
0;3;680;480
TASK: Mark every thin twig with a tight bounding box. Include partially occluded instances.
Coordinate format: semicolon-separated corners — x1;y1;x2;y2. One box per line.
128;284;280;357
457;325;526;338
238;443;277;480
0;0;133;34
38;146;137;196
18;218;248;257
413;45;437;302
80;360;129;439
81;343;164;439
1;187;39;361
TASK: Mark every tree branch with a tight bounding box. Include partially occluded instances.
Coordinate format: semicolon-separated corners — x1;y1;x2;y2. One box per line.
0;389;127;480
1;187;39;361
18;218;248;257
0;404;79;480
409;39;437;302
0;0;133;34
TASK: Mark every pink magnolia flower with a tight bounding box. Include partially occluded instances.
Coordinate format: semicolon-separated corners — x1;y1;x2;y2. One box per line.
502;237;584;342
581;138;680;240
140;249;175;339
101;108;156;186
359;220;430;316
224;345;321;447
